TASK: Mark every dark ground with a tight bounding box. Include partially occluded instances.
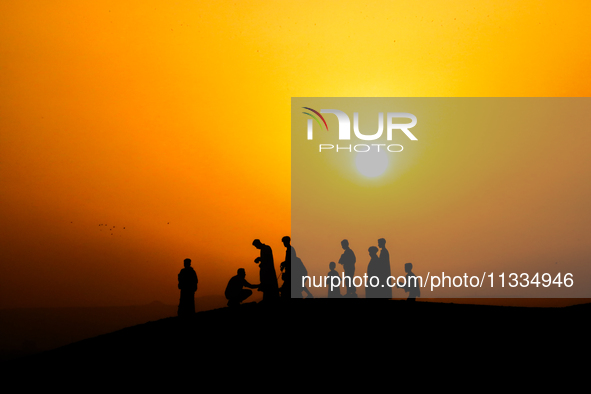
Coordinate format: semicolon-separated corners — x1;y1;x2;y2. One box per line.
0;299;591;386
3;299;587;380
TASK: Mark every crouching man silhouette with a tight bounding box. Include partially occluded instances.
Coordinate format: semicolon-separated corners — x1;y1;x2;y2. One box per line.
225;268;259;307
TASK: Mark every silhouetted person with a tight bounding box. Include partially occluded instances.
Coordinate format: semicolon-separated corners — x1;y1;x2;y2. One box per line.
279;236;291;299
365;246;381;299
398;262;420;302
338;239;357;298
327;262;341;298
178;258;198;317
291;248;314;299
252;239;279;302
225;268;259;307
378;238;392;299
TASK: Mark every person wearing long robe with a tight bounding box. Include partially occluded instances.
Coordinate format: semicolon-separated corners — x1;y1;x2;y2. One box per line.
378;238;393;299
338;239;357;297
365;246;381;298
178;258;198;316
279;236;291;299
290;248;314;299
252;239;279;301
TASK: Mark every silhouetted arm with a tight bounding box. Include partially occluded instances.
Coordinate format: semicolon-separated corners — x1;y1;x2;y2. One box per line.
244;280;259;289
395;280;407;292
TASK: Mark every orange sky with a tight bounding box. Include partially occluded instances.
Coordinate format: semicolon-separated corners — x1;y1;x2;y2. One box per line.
1;1;590;307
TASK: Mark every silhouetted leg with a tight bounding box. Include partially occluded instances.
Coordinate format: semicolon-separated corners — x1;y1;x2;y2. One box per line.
291;282;303;298
239;289;253;303
189;290;196;312
344;267;356;297
178;289;196;316
280;280;290;299
279;269;290;299
263;288;279;302
227;289;253;307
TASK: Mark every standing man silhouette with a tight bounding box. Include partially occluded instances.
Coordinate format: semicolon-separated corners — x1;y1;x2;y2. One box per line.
252;239;279;302
279;236;292;299
338;239;357;298
178;258;198;317
378;238;392;299
365;246;381;298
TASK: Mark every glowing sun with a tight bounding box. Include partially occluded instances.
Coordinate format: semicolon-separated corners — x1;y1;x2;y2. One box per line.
355;150;388;178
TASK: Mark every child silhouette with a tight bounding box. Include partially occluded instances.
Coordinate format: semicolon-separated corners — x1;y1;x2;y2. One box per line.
398;262;420;302
327;262;341;298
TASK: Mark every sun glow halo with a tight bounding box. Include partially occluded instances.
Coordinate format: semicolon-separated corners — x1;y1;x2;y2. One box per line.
355;150;389;178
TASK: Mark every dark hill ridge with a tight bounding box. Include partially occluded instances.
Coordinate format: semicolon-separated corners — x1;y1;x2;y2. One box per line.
0;295;228;361
5;299;589;371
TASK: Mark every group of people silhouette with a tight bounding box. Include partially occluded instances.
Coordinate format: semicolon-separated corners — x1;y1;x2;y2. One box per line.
177;237;294;315
176;236;420;316
328;238;419;300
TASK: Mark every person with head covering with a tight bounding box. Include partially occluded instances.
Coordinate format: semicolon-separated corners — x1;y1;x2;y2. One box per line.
252;239;279;301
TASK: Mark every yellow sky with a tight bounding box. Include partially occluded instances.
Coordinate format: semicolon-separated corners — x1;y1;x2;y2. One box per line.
0;1;589;307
